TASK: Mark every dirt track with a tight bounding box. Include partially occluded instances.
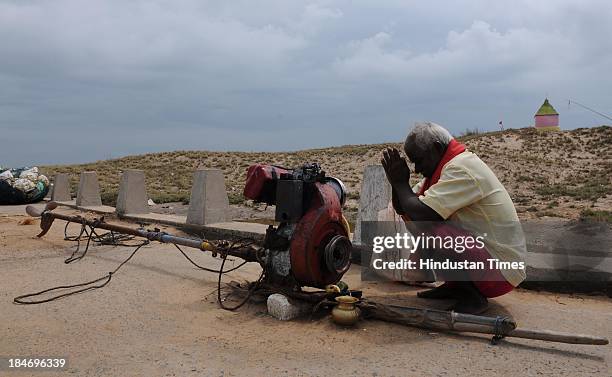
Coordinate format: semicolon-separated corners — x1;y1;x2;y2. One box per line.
1;208;611;376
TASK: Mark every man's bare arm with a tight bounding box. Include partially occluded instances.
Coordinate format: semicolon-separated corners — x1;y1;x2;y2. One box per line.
392;184;443;221
382;147;443;222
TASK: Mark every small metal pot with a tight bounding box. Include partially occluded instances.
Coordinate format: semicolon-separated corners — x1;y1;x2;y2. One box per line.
331;296;360;326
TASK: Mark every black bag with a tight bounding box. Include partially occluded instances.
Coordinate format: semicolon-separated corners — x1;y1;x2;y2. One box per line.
0;167;49;205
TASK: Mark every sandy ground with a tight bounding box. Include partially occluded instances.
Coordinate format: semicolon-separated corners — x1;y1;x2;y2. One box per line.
1;207;611;377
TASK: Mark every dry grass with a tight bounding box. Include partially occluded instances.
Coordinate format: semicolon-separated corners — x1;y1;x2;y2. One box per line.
40;126;611;221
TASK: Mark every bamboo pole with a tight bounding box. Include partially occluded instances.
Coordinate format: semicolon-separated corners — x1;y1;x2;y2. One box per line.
358;301;609;345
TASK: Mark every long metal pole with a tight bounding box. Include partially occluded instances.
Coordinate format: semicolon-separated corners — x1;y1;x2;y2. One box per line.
26;203;258;262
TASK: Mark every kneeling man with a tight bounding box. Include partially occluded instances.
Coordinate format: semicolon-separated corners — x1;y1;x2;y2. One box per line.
381;122;526;314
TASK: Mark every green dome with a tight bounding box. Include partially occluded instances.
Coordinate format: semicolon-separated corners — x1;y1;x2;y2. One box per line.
535;98;559;116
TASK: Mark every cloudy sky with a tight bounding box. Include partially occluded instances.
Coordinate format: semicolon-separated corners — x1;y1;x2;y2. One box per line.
2;0;611;166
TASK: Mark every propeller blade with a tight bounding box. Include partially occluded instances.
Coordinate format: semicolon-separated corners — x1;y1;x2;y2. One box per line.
25;201;58;218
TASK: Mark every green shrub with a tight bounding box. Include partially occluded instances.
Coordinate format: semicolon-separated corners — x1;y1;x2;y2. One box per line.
228;191;245;205
149;192;190;204
579;209;612;223
100;191;118;206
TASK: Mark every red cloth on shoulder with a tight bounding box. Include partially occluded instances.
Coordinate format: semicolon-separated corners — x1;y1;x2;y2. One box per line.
418;139;466;196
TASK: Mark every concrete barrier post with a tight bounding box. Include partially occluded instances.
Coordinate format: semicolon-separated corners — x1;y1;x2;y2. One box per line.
51;173;72;202
76;171;102;207
116;169;149;215
353;165;392;245
186;168;230;225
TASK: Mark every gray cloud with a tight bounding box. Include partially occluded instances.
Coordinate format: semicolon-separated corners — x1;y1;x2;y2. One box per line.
1;0;610;166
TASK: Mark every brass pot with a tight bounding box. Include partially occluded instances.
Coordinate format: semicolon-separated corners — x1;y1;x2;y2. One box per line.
331;296;360;326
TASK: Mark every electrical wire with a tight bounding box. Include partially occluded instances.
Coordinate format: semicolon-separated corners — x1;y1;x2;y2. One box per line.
14;241;148;305
173;243;248;274
14;219;262;309
217;251;265;311
63;219;143;264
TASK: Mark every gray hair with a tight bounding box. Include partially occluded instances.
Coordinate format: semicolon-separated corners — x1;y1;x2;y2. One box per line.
404;121;453;155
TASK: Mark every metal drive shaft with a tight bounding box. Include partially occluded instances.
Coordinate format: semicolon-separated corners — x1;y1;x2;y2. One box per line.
26;202;258;262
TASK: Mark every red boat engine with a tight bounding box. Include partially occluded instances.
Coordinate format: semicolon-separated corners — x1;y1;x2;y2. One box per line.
244;163;351;288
